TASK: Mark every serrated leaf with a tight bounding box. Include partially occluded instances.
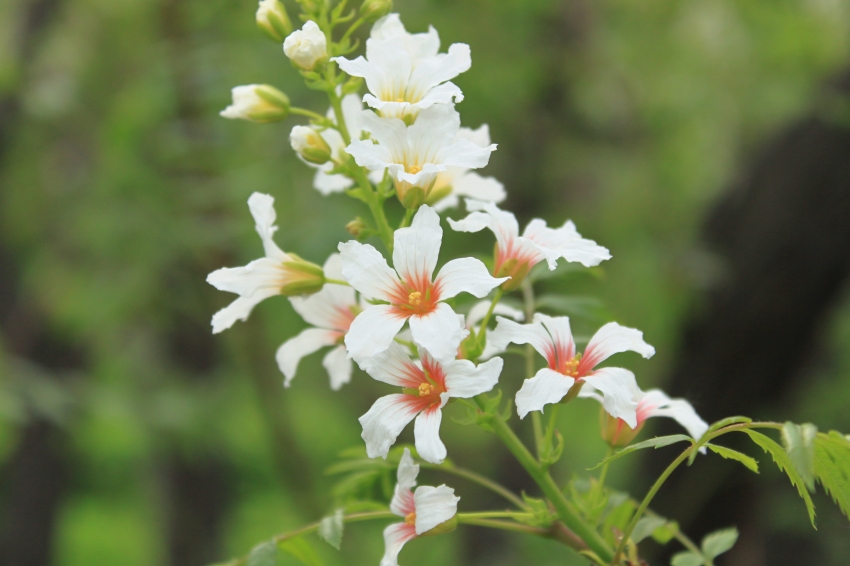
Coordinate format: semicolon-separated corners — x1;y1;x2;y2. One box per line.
782;422;818;491
670;551;703;566
631;516;667;544
706;416;752;434
278;537;323;566
706;443;759;473
246;541;277;566
813;431;850;520
744;430;816;526
588;435;693;470
701;527;738;560
318;509;344;550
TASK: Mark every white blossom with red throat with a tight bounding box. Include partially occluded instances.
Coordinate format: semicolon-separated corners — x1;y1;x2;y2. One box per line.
489;313;655;426
276;254;360;390
358;342;503;464
339;204;506;362
381;448;459;566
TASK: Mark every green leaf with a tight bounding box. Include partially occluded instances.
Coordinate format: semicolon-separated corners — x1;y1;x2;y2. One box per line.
701;526;738;560
317;509;344;550
706;416;752;434
534;295;608;321
631;516;667;544
588;435;693;470
743;429;816;526
782;422;818;491
650;519;679;544
278;537;323;566
705;443;759;473
246;541;277;566
670;551;703;566
813;430;850;520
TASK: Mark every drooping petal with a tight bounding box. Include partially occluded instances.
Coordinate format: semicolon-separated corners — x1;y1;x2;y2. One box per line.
522;219;611;269
359;394;421;459
435;257;508;300
448;199;520;251
247;192;288;261
338;240;402;302
408;302;468;362
413;484;460;535
322;345;352;391
207;259;284;333
345;304;407;362
578;322;656;375
466;301;525;329
488;316;553;361
581;367;640;428
379;522;416;566
443;357;503;398
396;447;420;491
276;328;340;386
639;389;709;440
515;368;576;419
393;205;442;286
414;404;447;464
358;341;424;388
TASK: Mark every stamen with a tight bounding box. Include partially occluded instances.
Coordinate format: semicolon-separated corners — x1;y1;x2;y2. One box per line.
563;356;580;377
418;383;434;397
396;97;405;103
408;291;422;306
404;512;416;525
408;165;422;174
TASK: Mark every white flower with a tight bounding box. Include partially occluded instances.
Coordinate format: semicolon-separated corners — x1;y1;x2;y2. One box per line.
358;342;503;463
207;193;325;334
460;300;525;360
427;125;506;211
339;205;507;362
448;199;610;290
489;314;655;426
284;20;328;71
276;254;361;390
256;0;291;42
381;448;459;566
220;84;289;123
290;125;332;164
346;105;496;207
332;14;470;120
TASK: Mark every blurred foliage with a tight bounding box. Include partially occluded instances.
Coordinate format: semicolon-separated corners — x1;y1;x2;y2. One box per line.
1;0;850;564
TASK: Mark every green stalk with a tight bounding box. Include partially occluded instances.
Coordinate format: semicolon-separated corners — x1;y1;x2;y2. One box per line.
325;278;350;286
420;463;528;510
475;288;504;345
290;107;329;123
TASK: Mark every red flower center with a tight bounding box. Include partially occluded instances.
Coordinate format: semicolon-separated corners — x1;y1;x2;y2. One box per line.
390;275;442;317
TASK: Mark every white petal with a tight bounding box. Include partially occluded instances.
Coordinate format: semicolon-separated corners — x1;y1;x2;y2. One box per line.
448;199;520;251
409;303;468;362
338;240;402;302
522;218;611;269
414;406;447;464
488;316;552;360
358;341;423;388
466;301;524;328
455;124;491;147
206;257;283;298
406;105;461;166
389;485;416;519
451;172;506;204
438;137;497;170
396;447;420;491
380;522;416;566
443;357;503;398
405;43;471;102
414;81;465;108
276;328;339;386
582;367;640;428
432;192;460;212
322;346;352;390
579;322;656;374
515;368;575;419
345;138;394;171
413;484;459;535
345;305;407;362
289;254;356;331
535;313;575;360
435;257;507;300
210;291;277;334
313;168;353;195
639;389;709;440
247;192;288;261
358;110;409;162
393;205;442;285
359;394;421;459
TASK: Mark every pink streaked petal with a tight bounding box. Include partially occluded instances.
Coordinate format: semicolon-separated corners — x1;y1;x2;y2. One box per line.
409;302;468;363
359;394;422;459
392;205;442;287
414;405;446;464
578;322;656;375
344;305;408;362
534;313;576;367
358;341;425;388
639;389;709;440
390;486;416;518
338;240;402;302
413;484;460;535
435;257;507;300
442;356;503;399
581;367;640;428
515;368;575;419
380;522;417;566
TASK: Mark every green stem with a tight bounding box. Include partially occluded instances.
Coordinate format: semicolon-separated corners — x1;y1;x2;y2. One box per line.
459;511;533;520
420;463;528;510
475;288;504;345
457;516;549;537
351;166;394;253
597;446;615;491
290;107;328;123
327;83;351;145
325;278;349;286
488;414;614;563
339;16;366;45
543;404;560;453
399;206;415;228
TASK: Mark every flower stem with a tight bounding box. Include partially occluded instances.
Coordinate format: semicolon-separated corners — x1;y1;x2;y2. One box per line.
543;404;560;453
420;463;528;510
325;278;350;286
475;288;504;345
290;106;329;123
339;16;366;45
459;511;533;520
457;516;547;536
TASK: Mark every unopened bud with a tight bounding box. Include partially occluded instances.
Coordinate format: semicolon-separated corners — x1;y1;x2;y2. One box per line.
280;254;326;296
600;406;644;448
297;0;322;14
346;218;368;237
256;0;292;42
290;126;332;164
283;20;328;71
457;332;484;361
420;515;458;537
360;0;393;22
220;84;290;123
399;185;426;209
494;255;531;292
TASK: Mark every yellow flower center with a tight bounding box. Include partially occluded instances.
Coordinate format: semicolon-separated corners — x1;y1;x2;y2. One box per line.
418;383;435;397
396;97;405;103
404;512;416;525
408;291;422;306
407;165;422;175
563;356;580;378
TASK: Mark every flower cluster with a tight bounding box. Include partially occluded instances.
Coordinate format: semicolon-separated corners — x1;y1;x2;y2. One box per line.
210;7;710;565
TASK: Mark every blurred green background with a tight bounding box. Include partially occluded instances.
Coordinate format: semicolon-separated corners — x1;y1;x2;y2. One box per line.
2;0;850;565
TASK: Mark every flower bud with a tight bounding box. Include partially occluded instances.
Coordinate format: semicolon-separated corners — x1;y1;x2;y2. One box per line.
360;0;393;22
297;0;322;14
280;254;326;296
346;218;368;238
220;85;290;123
256;0;292;42
494;256;531;292
290;126;332;164
600;406;645;448
283;20;328;71
457;332;485;361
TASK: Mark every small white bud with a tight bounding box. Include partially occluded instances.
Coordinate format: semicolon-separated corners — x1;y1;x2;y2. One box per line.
360;0;393;22
256;0;292;42
290;126;332;164
283;20;328;71
220;84;290;123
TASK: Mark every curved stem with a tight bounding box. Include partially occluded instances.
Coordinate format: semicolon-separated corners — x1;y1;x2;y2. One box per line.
457;516;547;537
420;463;528;510
475;288;504;345
290;106;328;123
543;404;560;452
459;511;533;520
339;16;366;44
